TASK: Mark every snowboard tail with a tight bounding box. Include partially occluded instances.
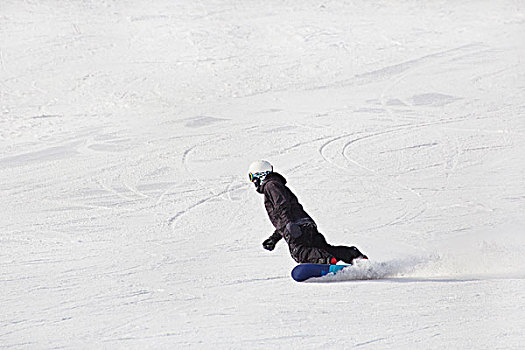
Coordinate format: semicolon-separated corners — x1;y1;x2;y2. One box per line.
291;263;349;282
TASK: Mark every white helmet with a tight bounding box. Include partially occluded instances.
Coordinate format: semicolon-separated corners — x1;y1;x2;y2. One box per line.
248;160;273;184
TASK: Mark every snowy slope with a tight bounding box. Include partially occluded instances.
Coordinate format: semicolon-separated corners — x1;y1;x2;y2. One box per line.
1;0;524;348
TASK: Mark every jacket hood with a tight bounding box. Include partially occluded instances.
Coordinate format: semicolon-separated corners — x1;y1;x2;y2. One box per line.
257;172;287;193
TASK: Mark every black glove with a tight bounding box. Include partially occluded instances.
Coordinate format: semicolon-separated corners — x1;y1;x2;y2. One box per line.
286;222;303;239
262;237;278;251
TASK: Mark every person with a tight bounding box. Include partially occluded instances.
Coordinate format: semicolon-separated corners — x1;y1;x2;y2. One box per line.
248;160;368;265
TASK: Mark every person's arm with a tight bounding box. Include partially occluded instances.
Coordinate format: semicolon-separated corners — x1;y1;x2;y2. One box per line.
265;182;303;238
264;181;293;230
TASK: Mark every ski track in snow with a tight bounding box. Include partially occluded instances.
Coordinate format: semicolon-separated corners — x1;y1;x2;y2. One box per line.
1;1;525;349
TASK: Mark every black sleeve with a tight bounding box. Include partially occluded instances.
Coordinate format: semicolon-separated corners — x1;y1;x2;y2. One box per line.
265;182;293;230
269;229;283;242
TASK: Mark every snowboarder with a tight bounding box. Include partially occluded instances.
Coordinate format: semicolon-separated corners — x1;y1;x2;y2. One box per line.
248;160;368;265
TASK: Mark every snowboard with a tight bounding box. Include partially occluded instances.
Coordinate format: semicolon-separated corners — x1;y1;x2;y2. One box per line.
291;263;350;282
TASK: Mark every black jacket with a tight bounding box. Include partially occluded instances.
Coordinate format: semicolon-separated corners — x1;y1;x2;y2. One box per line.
259;173;313;242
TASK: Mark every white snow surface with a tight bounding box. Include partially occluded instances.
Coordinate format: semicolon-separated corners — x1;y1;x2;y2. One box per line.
1;0;525;348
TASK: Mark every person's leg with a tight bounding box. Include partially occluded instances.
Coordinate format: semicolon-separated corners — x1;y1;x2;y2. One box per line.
309;227;368;264
288;243;334;264
286;224;334;264
324;245;367;264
